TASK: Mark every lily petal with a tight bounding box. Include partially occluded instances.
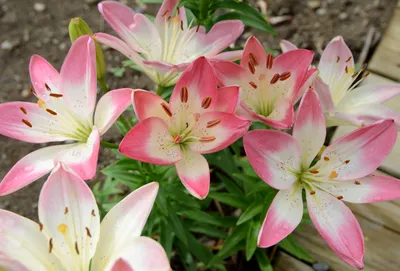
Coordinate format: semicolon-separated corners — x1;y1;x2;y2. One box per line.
92;182;159;270
280;39;298;53
215;86;240;113
132;90;171;121
29;55;60;100
155;0;186;33
60;35;97;122
317;119;397;180
94;88;133;135
293;89;326;169
0;210;64;270
119;117;182;165
38;163;100;271
175;149;210;199
111;258;133;271
314;76;335;114
241;36;267;71
244;130;301;190
0;253;30;271
258;186;303;248
211;50;243;62
189;112;250;154
294;68;318;103
306;189;364;269
212;60;248;87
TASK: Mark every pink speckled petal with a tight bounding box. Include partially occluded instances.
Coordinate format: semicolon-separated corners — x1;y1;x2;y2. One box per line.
279;39;298;53
29;55;60;100
215;86;240;113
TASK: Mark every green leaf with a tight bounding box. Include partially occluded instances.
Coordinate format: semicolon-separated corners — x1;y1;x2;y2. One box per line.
237;202;263;225
255;249;273;271
212;0;266;23
165;204;188;246
208;192;249;209
110;67;125;77
215;172;243;195
178;209;236;227
138;0;163;3
160;219;175;259
246;221;260;261
156;185;168;215
279;234;314;263
187;222;228;239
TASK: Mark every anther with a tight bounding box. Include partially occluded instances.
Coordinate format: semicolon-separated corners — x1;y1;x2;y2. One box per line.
22;119;32;128
354;180;361;185
75;242;80;255
279;72;291;81
49;238;53;253
345;66;348;73
329;171;338;178
45;83;51;91
266;53;273;69
344;160;350;164
180;20;183;30
50;93;63;98
364;72;370;78
337;195;344;200
167;16;171;21
161;102;172;117
201;96;212;109
64;207;68;214
249;53;258;66
270;73;280;84
177;7;180;14
309;170;319;174
336;56;340;63
310;190;316;195
180;86;188;103
85;227;92;238
173;134;182;144
91;209;96;216
324;156;329;161
206;119;221;128
199;136;216;142
20;107;27;114
57;224;68;234
346;56;352;62
46;109;57;115
38;222;43;231
249;81;258;89
30;87;35;94
161;10;169;17
248;62;255;74
196;22;200;33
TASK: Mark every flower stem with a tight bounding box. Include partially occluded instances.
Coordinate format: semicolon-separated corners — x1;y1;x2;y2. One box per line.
100;141;119;149
98;77;109;94
157;85;164;96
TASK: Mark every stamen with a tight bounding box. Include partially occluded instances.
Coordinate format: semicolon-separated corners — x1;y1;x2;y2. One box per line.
337;195;344;200
38;222;44;231
37;99;45;108
50;93;63;98
309;170;319;174
20;107;27;114
75;242;80;255
354;180;361;185
266;53;273;69
336;56;340;63
49;238;53;253
177;7;180;14
167;16;171;21
249;53;258;66
249;81;258;89
161;102;172;117
161;10;169;17
22;119;32;128
45;83;51;92
346;56;352;62
180;86;188;103
91;209;96;216
206;119;221;128
345;66;348;73
364;72;370;78
85;227;92;238
64;207;68;214
201;96;212;109
248;62;255;74
199;136;216;142
329;171;338;178
323;156;329;161
173;134;182;144
57;224;68;235
196;22;200;33
279;72;291;81
46;109;57;115
180;20;184;30
30;87;35;94
310;190;316;195
344;160;350;164
270;73;280;84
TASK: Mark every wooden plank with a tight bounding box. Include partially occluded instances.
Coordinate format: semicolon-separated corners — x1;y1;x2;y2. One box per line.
274;251;313;271
368;7;400;81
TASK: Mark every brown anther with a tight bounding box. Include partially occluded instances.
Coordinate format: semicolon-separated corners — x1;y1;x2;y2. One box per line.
206;119;221;128
344;160;350;164
46;109;57;116
249;53;258;66
180;20;183;30
160;102;172;117
196;22;200;33
346;56;352;62
279;71;291;81
354;180;361;185
30;87;35;94
364;72;370;78
167;16;171;21
309;170;319;174
177;7;180;14
50;93;63;98
345;66;348;73
270;73;280;84
91;209;96;216
266;53;273;69
38;222;43;231
337;195;344;200
173;134;182;144
199;136;216;142
85;227;92;238
329;171;338;179
161;10;169;17
324;156;330;161
201;96;212;109
249;81;258;89
310;190;316;195
248;62;255;74
20;107;27;114
336;56;340;63
49;238;53;253
22;119;32;128
45;83;51;92
180;86;188;103
75;242;80;255
64;207;68;214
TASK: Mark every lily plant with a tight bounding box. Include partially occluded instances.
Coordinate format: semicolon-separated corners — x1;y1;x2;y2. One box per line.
213;36;314;129
0;163;170;271
0;35;133;195
95;0;244;87
119;57;251;199
243;88;400;269
280;36;400;128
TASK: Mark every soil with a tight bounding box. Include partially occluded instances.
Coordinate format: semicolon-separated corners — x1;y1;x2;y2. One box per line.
0;0;397;267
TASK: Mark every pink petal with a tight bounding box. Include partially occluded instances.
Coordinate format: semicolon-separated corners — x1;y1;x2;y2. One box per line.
0;144;68;196
306;189;364;269
0;102;70;143
29;55;60;100
293;67;318;103
258;187;303;248
60;35;97;122
314;76;335;114
189;111;250;154
279;39;298;53
215;86;240;113
92;182;160;270
325;111;364;127
0;254;29;271
132;90;171;121
0;210;63;269
175;149;210;199
55;127;101;180
94;88;133;135
111;259;133;271
119;117;182;165
142;60;178;77
170;57;218;113
212;60;248;87
317;119;397;180
293;89;326;169
241;36;267;71
211;50;243;62
243;130;301;190
38;163;100;270
155;0;186;32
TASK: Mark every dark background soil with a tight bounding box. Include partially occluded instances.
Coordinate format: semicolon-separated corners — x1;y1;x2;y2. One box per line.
0;0;397;254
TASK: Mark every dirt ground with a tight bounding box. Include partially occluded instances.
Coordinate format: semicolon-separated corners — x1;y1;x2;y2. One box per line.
0;0;397;223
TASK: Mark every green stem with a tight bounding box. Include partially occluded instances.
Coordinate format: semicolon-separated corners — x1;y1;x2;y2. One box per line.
100;141;119;149
118;115;131;131
157;85;164;96
98;77;109;93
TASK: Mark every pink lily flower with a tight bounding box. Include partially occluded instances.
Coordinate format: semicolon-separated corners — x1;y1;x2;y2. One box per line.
212;36;314;129
0;35;133;195
94;0;244;87
0;163;170;271
280;37;400;128
119;57;251;199
244;88;400;269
